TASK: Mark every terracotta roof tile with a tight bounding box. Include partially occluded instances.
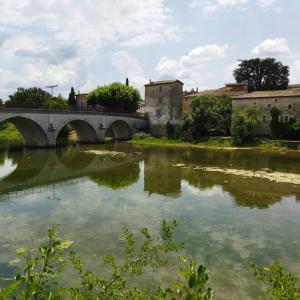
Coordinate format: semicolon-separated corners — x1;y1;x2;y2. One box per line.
145;79;184;86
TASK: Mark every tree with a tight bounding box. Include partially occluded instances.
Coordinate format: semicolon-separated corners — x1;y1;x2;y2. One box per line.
182;94;232;140
5;87;51;109
233;58;289;92
231;104;259;146
87;82;141;113
0;99;3;107
68;87;77;110
43;95;69;110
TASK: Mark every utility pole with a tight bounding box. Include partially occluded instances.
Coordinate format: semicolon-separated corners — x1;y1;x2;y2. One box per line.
45;85;59;97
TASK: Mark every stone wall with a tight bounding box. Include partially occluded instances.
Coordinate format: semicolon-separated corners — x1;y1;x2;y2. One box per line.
144;81;183;137
232;96;300;136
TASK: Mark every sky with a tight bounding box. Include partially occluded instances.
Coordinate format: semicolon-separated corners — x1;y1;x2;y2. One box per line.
0;0;300;100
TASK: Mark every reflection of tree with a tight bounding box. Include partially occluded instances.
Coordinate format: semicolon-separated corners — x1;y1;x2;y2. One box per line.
56;145;94;170
182;168;300;209
90;162;140;190
4;149;48;183
143;147;182;197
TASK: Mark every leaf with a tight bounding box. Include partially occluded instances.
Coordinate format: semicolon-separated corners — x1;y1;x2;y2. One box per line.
16;248;26;255
188;274;196;288
9;258;21;265
60;240;74;249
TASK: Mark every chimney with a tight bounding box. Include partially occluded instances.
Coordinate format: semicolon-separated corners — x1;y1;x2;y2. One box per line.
149;79;152;84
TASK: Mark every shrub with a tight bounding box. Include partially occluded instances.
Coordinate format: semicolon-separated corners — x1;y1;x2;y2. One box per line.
132;132;152;140
43;95;69;110
231;104;259;146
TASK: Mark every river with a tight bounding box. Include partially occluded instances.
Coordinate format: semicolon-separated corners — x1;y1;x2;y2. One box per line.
0;143;300;299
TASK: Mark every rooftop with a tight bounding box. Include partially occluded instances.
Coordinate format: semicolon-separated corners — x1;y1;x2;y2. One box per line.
145;79;184;86
233;87;300;99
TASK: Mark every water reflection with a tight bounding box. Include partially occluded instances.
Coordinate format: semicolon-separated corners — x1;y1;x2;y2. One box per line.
0;144;300;208
0;144;300;299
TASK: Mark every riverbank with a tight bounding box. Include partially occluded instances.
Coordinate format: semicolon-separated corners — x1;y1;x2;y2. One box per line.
129;134;299;152
0;123;23;148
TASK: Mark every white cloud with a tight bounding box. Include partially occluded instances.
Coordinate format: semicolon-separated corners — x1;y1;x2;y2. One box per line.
111;51;146;91
252;38;290;56
0;0;177;99
191;0;279;14
258;0;276;9
155;44;229;90
191;0;249;14
290;60;300;83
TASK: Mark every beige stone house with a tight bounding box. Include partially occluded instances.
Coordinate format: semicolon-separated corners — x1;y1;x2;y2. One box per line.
183;83;247;114
144;79;183;136
232;85;300;136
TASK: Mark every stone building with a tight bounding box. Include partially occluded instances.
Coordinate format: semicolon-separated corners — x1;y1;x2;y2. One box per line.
144;80;183;136
232;85;300;136
76;93;89;110
183;83;247;114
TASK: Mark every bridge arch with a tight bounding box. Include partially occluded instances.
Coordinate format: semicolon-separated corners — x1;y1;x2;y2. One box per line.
106;120;131;140
1;116;49;147
56;119;99;144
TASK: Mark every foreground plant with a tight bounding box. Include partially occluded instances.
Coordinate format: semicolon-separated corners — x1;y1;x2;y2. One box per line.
0;220;214;300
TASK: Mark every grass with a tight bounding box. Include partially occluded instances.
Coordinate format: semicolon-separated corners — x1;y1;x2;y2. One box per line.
130;133;292;152
0;123;23;149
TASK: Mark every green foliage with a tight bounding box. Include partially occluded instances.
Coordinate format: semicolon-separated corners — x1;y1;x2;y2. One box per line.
251;261;300;299
0;224;71;299
132;132;153;140
233;58;289;92
182;94;232;140
270;107;300;140
43;95;69;110
87;82;141;113
5;87;52;109
68;87;77;109
231;104;259;146
0;221;219;300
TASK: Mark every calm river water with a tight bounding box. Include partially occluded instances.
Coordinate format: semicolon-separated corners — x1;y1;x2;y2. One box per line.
0;143;300;299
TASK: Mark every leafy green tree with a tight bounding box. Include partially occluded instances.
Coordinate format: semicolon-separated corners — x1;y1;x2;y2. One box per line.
5;87;51;109
87;82;141;113
183;94;232;140
233;58;289;92
43;95;69;110
68;87;77;110
231;104;259;146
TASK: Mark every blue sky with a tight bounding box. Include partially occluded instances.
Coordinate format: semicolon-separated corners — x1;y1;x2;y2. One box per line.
0;0;299;99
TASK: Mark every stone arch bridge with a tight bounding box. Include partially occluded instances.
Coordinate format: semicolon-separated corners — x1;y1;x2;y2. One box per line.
0;108;148;147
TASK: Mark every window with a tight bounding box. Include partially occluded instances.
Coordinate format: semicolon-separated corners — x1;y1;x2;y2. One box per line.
275;98;278;103
288;104;293;110
159;86;163;93
262;115;267;123
279;115;284;123
268;104;272;108
156;109;161;118
280;115;289;123
284;115;289;122
159;96;163;104
254;102;257;105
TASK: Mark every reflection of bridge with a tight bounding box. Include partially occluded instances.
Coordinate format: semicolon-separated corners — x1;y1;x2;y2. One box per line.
0;146;142;195
0;108;148;147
